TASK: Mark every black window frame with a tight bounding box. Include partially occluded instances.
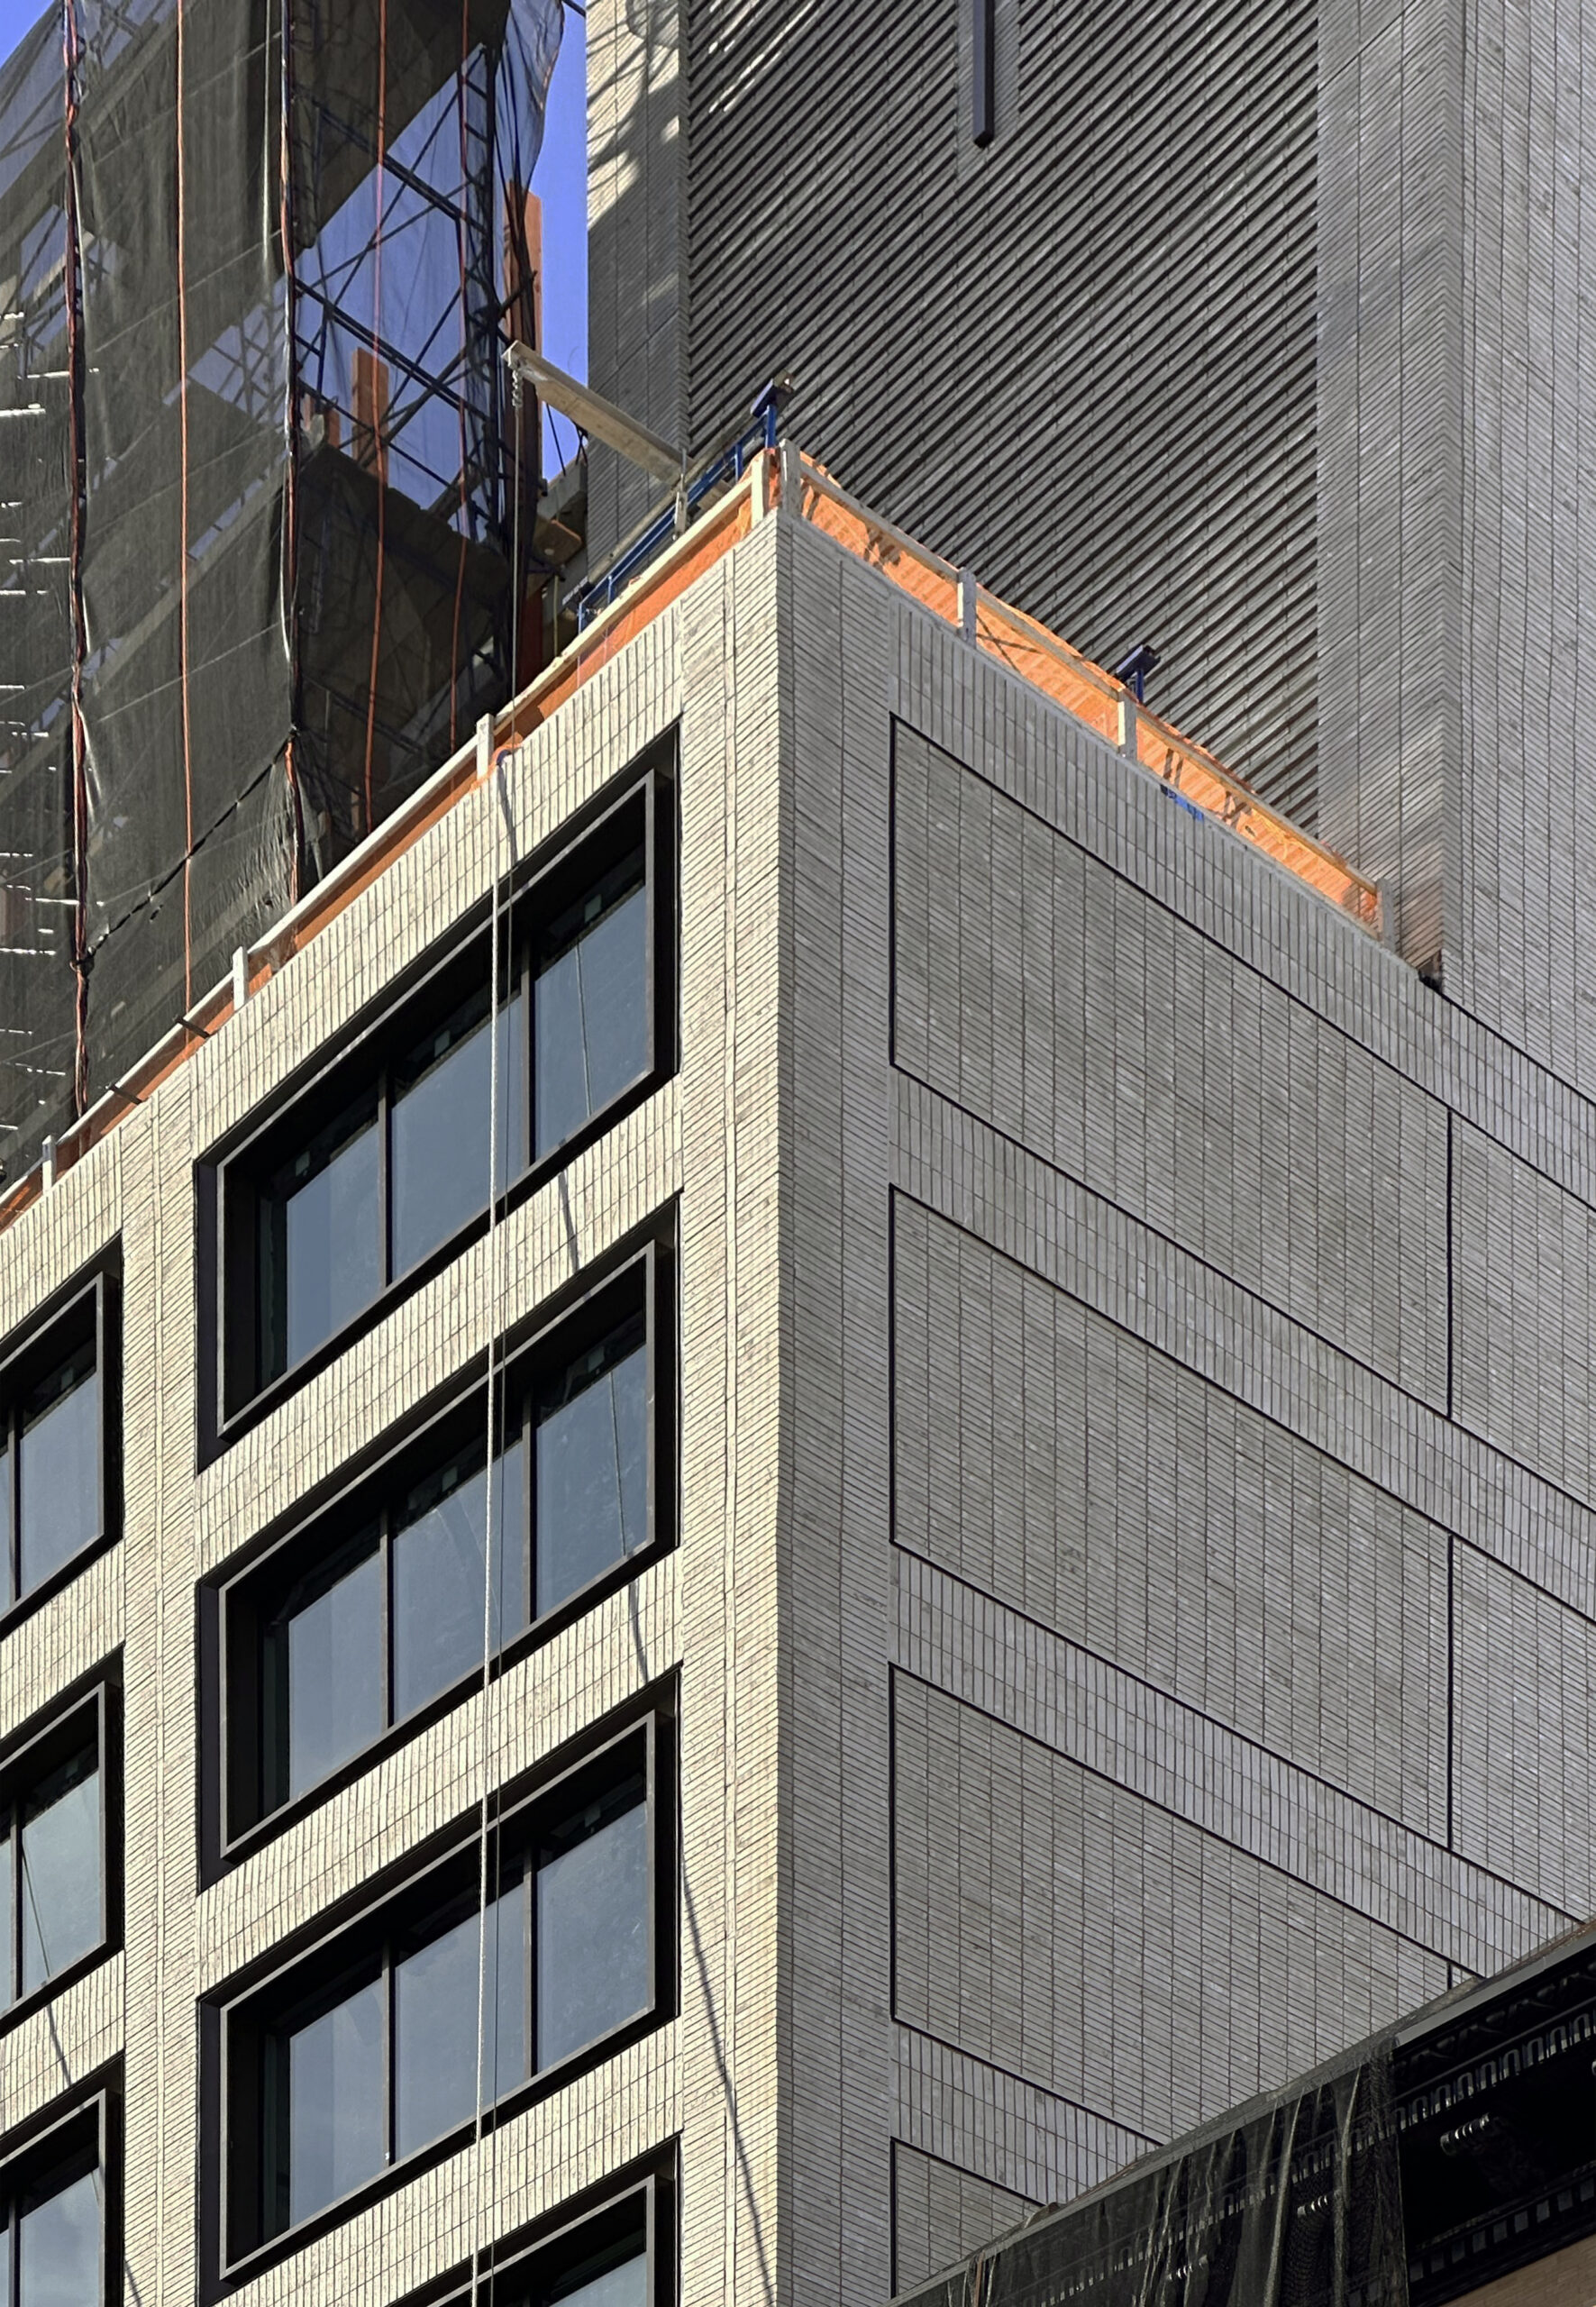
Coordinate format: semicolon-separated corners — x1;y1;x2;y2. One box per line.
210;1696;676;2281
201;739;678;1451
0;1261;121;1631
200;1228;675;1869
416;2162;676;2307
0;2074;121;2307
0;1667;122;2035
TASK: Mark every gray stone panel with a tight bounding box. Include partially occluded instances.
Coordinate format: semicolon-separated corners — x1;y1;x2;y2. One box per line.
1453;1118;1596;1511
1454;1548;1596;1921
891;2143;1036;2298
891;1675;1450;2146
893;723;1451;1405
893;1196;1451;1837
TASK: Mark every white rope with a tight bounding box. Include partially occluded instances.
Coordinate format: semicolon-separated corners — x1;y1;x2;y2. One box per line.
468;734;507;2307
468;360;524;2307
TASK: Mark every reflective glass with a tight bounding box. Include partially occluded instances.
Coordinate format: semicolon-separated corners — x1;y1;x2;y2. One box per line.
394;1876;525;2157
552;2251;649;2307
537;1798;649;2069
392;990;525;1280
282;1107;381;1369
286;1546;382;1799
16;2170;99;2307
536;1339;647;1616
1;1438;11;1608
534;879;648;1158
391;1441;525;1722
19;1754;99;1995
0;1828;12;2009
288;1974;385;2225
16;1355;98;1599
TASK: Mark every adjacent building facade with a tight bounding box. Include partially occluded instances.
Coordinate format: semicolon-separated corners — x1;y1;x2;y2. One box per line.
4;446;1596;2305
588;0;1596;1051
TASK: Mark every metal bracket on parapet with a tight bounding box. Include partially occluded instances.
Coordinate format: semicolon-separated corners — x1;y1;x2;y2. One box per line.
959;569;979;643
1117;694;1138;756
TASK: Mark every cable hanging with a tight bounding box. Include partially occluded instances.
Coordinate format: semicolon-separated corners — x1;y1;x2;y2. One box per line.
467;351;525;2307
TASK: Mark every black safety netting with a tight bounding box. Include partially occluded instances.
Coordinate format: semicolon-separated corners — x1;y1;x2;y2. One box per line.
897;2047;1409;2307
0;0;559;1177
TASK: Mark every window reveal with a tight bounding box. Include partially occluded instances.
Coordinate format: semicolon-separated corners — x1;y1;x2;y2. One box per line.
239;1758;654;2242
212;754;676;1430
0;1695;109;2018
0;1271;115;1618
218;1261;663;1843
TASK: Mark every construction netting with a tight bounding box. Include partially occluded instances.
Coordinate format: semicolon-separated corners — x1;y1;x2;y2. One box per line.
896;2047;1409;2307
0;0;560;1176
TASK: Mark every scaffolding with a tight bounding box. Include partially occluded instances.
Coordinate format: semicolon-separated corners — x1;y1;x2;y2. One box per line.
0;438;1387;1240
0;0;560;1177
891;1913;1596;2307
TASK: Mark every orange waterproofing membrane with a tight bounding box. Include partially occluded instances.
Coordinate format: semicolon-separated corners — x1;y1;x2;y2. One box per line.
796;459;1382;933
0;444;1378;1235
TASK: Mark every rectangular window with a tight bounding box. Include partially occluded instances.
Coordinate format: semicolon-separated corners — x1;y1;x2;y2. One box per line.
0;2093;114;2307
427;2174;666;2307
0;1272;118;1620
212;752;675;1428
0;1683;116;2021
214;1245;670;1848
220;1713;670;2266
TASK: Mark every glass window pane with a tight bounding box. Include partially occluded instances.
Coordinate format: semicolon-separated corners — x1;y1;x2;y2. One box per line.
534;876;648;1159
391;1440;525;1722
287;1974;385;2225
552;2250;649;2307
0;1827;12;2011
536;1338;648;1617
279;1104;381;1370
20;1753;100;1996
391;990;526;1280
537;1796;649;2069
17;2170;99;2307
16;1353;98;1599
394;1875;525;2158
284;1545;383;1799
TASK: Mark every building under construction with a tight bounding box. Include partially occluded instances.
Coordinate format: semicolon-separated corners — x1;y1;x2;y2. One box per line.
5;7;1596;2307
0;0;561;1179
897;1911;1596;2307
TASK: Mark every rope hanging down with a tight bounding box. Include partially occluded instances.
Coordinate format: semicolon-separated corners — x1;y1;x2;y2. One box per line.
466;359;526;2307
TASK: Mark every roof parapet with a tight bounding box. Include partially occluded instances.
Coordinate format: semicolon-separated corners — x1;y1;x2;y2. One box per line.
0;442;1381;1236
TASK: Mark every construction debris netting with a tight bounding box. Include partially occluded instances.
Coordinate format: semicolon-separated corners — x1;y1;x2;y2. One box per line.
0;0;559;1175
897;2047;1409;2307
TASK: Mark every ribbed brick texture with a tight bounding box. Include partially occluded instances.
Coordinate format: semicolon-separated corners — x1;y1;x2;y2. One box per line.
588;0;1322;824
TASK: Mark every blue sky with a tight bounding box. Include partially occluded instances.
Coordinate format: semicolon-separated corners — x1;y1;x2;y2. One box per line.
535;0;589;468
0;0;588;463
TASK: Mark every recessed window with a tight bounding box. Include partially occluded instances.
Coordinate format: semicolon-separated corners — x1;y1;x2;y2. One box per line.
254;984;524;1388
212;752;675;1427
0;1683;117;2020
214;1247;669;1847
1;1272;118;1619
0;2096;114;2307
220;1715;670;2264
534;853;648;1160
431;2175;662;2307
